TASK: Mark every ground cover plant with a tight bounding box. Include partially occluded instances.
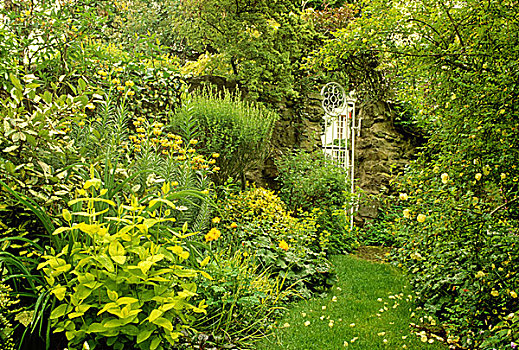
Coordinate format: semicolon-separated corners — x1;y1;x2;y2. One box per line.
216;186;336;298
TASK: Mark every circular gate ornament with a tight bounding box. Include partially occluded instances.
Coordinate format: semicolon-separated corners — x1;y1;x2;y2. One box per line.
320;82;347;117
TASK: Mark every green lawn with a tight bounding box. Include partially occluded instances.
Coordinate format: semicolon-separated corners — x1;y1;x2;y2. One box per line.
257;254;448;349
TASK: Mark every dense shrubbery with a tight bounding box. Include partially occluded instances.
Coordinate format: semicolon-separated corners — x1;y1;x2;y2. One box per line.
216;186;336;297
276;150;358;254
170;89;279;187
310;0;519;347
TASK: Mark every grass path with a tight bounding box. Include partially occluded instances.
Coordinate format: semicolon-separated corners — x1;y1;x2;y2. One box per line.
257;254;448;349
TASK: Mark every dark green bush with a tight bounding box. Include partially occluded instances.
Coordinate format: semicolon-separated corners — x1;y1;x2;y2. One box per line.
275;150;358;254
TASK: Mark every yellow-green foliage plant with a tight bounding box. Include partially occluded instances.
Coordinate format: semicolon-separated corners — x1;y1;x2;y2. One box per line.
193;250;294;348
217;187;335;298
38;178;212;350
0;283;16;350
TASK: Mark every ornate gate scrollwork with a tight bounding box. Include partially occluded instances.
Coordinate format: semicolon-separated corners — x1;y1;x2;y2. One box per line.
320;82;361;230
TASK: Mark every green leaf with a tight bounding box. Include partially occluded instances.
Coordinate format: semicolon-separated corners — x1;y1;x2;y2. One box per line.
138;260;153;275
78;78;87;92
62;209;72;222
52;227;72;236
151;317;173;331
116;297;139;305
42;91;52;104
107;289;118;302
147;309;163;323
87;323;107;333
173;268;197;278
96;254;115;272
150;337;161;350
109;240;127;265
74;285;93;300
137;328;155;344
102;318;124;328
50;304;70;320
52;286;67;301
98;302;118;315
3;145;19;153
9;73;23;91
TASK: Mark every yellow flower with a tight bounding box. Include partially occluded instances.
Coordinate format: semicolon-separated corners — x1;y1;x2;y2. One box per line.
212;217;221;224
399;193;408;201
441;173;450;184
212;153;220;158
417;214;426;223
190;139;198;145
501;173;506;180
125;80;134;87
205;227;221;242
127;90;135;96
117;85;125;91
511;291;517;298
491;290;499;297
98;70;107;76
475;271;486;278
475;173;482;181
112;78;120;85
403;209;411;219
279;240;289;251
230;222;238;229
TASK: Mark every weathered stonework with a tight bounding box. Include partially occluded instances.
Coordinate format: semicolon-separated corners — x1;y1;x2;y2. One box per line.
187;76;423;224
262;97;422;225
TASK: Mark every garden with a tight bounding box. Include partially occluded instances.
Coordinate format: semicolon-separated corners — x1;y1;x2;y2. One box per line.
0;0;518;349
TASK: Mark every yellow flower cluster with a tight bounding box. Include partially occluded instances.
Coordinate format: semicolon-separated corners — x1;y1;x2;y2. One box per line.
96;66;136;97
205;227;221;242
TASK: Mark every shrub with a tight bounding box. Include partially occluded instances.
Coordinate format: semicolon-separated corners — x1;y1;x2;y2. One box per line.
0;283;16;350
0;74;214;347
275;150;358;253
39;178;212;350
216;187;335;298
389;163;519;349
169;89;279;186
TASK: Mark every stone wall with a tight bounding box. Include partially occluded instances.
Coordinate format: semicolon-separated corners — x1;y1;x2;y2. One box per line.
260;96;423;225
354;101;421;224
187;76;423;224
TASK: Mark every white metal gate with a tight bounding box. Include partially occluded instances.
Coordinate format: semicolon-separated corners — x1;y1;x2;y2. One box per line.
320;82;361;230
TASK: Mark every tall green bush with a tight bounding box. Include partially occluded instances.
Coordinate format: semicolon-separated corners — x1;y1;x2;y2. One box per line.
170;90;279;187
